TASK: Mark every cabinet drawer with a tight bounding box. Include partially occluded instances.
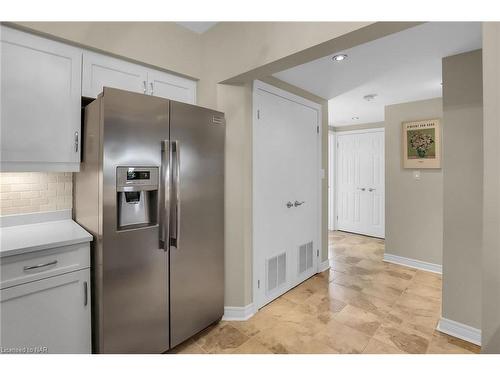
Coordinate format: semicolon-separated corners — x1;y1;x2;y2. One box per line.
0;243;90;289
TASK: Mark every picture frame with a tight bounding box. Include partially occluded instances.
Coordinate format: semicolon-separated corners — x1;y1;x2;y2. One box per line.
402;118;441;169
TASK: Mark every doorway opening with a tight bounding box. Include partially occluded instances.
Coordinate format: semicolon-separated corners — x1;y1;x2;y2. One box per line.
334;128;384;238
247;21;482;354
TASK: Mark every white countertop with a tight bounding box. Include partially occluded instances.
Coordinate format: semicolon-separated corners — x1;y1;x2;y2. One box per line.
0;212;92;258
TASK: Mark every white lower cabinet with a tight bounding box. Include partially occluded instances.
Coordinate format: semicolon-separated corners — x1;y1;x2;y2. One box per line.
0;269;91;354
0;243;91;354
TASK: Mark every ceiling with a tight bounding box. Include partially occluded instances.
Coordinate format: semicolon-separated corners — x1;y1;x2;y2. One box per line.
176;22;218;34
273;22;482;127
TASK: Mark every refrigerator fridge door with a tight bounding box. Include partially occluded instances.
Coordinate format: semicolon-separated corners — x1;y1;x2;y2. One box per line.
169;101;225;348
99;88;170;353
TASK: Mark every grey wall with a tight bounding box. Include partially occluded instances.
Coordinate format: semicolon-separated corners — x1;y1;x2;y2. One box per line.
442;50;483;331
482;22;500;353
385;98;443;265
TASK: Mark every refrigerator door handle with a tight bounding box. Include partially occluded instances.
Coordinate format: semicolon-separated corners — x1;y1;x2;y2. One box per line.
160;140;170;251
172;140;181;249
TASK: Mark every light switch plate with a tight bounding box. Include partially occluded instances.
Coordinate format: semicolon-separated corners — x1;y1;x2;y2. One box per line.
413;170;421;180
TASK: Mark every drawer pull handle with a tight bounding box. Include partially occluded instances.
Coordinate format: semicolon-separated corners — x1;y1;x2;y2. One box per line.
84;281;88;306
23;260;58;271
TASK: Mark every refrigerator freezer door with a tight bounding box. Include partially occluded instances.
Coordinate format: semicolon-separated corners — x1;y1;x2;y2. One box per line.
169;101;225;348
99;88;170;353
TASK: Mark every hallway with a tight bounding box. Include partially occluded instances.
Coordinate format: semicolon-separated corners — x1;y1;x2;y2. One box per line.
173;231;480;354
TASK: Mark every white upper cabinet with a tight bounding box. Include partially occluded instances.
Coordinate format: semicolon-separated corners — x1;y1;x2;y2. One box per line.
82;51;148;98
148;70;197;104
82;50;197;104
1;26;197;173
0;26;82;172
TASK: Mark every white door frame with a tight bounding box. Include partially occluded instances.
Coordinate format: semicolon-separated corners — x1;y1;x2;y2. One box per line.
334;127;385;236
328;129;337;231
252;80;323;310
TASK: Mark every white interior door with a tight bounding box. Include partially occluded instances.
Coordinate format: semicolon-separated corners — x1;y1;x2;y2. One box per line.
363;131;385;237
253;81;321;309
336;130;384;238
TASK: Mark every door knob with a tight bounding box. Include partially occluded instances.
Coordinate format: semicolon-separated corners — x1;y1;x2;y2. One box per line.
294;200;305;207
286;201;294;208
357;188;366;191
368;188;376;192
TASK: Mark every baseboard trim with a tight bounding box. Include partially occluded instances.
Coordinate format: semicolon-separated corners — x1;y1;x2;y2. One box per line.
318;259;330;273
383;253;442;274
437;317;481;346
222;303;255;321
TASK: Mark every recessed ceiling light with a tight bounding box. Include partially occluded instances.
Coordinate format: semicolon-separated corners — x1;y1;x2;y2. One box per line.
352;116;359;120
332;54;348;62
363;94;378;102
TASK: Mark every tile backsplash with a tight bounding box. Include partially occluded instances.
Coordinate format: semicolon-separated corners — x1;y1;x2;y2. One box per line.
0;172;72;216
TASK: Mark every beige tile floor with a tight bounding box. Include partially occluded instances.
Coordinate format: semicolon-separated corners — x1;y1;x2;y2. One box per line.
172;231;480;354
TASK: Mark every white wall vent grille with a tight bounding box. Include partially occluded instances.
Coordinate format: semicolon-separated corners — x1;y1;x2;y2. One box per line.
298;241;314;274
266;252;286;293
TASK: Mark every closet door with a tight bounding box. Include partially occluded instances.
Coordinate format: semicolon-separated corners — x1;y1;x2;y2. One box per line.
336;130;385;238
336;133;363;234
253;81;321;309
363;131;385;237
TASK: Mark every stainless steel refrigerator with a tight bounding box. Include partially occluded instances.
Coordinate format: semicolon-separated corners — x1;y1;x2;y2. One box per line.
74;87;225;353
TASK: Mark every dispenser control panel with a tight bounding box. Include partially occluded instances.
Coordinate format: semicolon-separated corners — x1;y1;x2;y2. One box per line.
116;167;159;191
127;170;151;181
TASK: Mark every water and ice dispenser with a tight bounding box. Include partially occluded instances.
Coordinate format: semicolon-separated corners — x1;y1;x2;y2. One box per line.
116;167;159;230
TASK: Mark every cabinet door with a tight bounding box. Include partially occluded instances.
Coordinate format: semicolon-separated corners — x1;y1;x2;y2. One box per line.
0;269;91;354
82;51;148;98
0;26;82;171
148;70;196;104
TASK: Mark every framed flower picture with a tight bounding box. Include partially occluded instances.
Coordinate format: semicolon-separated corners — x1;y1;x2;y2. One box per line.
402;119;441;169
